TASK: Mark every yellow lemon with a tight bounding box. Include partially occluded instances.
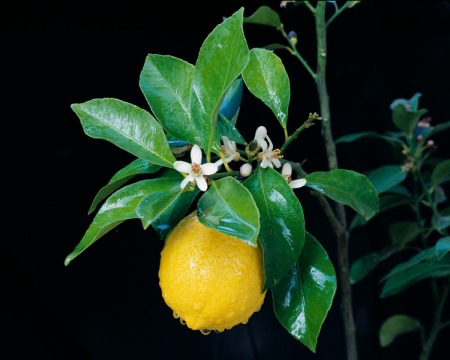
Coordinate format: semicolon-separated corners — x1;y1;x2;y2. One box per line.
158;210;266;334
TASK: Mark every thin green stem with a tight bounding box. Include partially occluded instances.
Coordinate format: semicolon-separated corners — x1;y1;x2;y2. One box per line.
280;112;321;154
326;1;353;28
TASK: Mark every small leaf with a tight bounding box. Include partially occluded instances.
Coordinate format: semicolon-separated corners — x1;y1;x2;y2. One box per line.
431;159;450;187
368;165;408;194
391;104;428;139
64;177;183;265
244;167;305;290
191;7;250;157
243;5;282;28
217;114;247;146
436;237;450;260
272;232;337;353
88;158;161;214
305;169;379;220
139;54;198;145
389;92;422;111
388;221;421;246
71;98;177;168
197;176;259;246
335;131;404;146
242;48;290;129
425;120;450;140
432;213;450;231
350;252;382;284
379;314;421;347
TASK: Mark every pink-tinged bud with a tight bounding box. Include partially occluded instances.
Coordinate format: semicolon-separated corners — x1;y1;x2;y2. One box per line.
240;163;252;177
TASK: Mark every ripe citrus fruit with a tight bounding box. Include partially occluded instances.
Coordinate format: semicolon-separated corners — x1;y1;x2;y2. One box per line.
158;210;266;334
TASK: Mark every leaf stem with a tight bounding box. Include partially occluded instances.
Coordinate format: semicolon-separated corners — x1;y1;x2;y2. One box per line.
280;112;321;154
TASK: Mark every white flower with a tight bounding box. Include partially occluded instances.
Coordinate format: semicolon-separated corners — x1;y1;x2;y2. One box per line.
282;163;307;189
254;126;268;150
240;163;252;177
258;134;282;169
173;144;218;191
215;136;240;166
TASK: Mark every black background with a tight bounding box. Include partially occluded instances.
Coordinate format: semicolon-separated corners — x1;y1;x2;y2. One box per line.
3;1;450;359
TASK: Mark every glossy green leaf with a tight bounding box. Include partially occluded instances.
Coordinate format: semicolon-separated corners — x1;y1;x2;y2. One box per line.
305;169;379;220
218;114;247;146
272;232;337;352
436;237;450;260
391;104;428;139
191;8;249;158
242;48;290;129
335;131;404;146
88;158;161;215
64;177;183;265
380;255;450;298
219;77;243;125
71;98;177;168
388;221;421;246
197;176;259;246
431;159;450;187
368;165;408;194
379;314;421;347
139;54;198;145
243;167;305;290
243;5;282;28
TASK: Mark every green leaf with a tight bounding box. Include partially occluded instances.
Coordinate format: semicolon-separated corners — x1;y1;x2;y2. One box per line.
350;252;382;284
191;8;250;158
425;120;450;140
368;165;408;194
335;131;404;146
242;48;290;129
380;254;450;298
197;176;259;246
391;104;428;139
390;92;422;112
432;213;450;231
243;5;282;28
88;158;161;215
436;237;450;260
219;77;244;125
244;167;305;290
71;98;177;168
139;54;198;145
305;169;379;220
217;114;247;146
272;232;337;353
388;221;421;246
431;159;450;187
379;314;421;347
64;177;184;265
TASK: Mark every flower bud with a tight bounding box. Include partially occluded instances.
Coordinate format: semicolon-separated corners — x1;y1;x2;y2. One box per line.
240;163;253;177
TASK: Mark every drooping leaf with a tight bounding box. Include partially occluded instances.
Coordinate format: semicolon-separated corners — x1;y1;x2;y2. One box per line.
388;221;421;246
139;54;198;145
305;169;379;220
272;232;337;353
88;158;161;215
191;7;250;158
71;98;177;168
243;5;282;28
64;177;184;265
431;159;450;187
391;104;428;139
367;164;408;194
436;237;450;260
242;48;290;130
379;314;421;347
243;167;305;290
197;176;259;246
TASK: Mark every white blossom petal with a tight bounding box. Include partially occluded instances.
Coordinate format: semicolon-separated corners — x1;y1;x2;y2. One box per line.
255;126;267;140
180;174;194;189
201;163;219;176
282;163;292;176
272;158;282;168
173;161;192;174
289;178;307;189
190;144;202;164
195;176;208;191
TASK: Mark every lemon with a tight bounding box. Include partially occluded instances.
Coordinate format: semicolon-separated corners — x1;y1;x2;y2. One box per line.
158;210;266;333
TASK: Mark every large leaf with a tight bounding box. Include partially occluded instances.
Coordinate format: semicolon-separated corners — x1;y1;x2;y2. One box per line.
243;167;305;290
197;176;259;246
71;98;177;168
391;104;428;139
88;158;161;215
139;54;198;145
379;314;421;347
305;169;379;220
64;177;186;265
368;165;408;194
272;232;337;352
242;48;290;130
190;8;249;158
243;5;282;28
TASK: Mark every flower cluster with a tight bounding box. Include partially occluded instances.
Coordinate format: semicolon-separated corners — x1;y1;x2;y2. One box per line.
172;126;307;192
